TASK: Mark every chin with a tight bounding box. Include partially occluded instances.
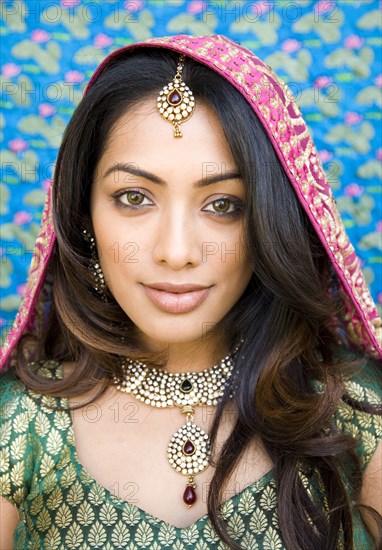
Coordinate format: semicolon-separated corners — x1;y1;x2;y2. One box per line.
135;321;217;348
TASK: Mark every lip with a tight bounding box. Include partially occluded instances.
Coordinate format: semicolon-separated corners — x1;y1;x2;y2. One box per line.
143;282;210;293
141;283;211;313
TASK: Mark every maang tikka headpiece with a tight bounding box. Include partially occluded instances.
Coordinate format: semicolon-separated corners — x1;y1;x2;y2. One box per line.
157;54;195;137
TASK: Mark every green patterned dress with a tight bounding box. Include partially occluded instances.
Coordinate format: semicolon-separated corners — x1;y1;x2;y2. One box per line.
1;357;381;550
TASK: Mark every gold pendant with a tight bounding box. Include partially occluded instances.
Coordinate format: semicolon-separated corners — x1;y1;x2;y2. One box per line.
167;410;210;507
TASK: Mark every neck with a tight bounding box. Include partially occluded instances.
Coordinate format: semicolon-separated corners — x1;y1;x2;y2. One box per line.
140;335;231;373
166;344;229;373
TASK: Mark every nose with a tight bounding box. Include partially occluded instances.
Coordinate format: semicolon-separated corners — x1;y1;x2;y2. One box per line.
152;206;201;270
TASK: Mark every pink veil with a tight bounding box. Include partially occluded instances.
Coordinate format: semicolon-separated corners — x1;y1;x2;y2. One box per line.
1;34;381;370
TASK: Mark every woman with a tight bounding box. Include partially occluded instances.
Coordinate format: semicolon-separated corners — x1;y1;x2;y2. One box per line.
0;33;381;550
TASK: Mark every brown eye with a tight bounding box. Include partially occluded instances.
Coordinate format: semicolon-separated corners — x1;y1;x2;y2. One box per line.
203;196;243;218
126;191;145;205
113;189;153;210
212;199;231;213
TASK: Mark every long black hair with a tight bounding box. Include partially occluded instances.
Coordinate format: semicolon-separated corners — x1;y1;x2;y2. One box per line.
15;48;381;549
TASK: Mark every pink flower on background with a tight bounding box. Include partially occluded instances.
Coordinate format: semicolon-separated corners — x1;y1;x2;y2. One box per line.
344;183;364;197
376;148;382;161
42;179;52;191
16;284;26;296
8;138;28;152
377;292;382;305
281;39;301;53
61;0;80;7
124;0;144;13
313;76;332;89
375;74;382;87
187;1;206;14
38;103;56;117
31;29;51;43
314;1;333;15
252;1;271;14
94;33;113;48
345;112;363;125
1;63;21;78
14;211;33;225
376;221;382;232
318;150;333;163
344;35;364;49
65;70;85;83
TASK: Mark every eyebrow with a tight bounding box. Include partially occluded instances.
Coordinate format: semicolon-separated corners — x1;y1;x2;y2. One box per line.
102;163;242;188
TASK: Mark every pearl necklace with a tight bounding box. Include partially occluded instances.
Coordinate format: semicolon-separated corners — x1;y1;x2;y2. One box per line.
112;349;237;507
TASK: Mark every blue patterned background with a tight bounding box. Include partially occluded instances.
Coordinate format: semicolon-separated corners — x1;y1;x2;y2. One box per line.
1;0;381;342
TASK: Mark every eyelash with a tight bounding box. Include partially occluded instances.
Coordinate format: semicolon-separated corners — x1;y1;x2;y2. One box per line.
112;189;244;218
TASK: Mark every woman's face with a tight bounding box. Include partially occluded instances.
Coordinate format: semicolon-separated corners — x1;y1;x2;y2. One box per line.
90;97;253;350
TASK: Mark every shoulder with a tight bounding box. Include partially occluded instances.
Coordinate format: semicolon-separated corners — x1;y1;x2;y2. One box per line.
0;366;26;405
0;366;33;507
332;346;382;471
0;360;65;507
0;357;64;416
0;359;65;419
1;359;64;387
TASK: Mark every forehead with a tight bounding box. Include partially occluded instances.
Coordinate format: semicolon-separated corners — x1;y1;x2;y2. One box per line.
96;97;237;177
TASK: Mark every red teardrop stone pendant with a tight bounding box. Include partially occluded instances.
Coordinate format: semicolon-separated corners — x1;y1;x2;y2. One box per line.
183;440;195;455
183;485;197;506
168;90;181;105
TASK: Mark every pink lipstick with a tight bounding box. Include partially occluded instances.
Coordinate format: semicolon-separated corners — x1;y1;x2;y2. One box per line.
141;283;211;313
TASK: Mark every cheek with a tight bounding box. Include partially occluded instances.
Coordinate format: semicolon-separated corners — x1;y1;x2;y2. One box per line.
93;219;150;292
221;259;252;290
91;218;127;281
209;229;249;274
